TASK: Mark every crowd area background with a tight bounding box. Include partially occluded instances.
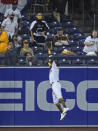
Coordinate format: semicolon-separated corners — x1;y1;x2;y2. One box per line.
0;0;98;67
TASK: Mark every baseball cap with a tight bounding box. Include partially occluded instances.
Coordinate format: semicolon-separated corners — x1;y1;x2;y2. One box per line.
23;40;29;44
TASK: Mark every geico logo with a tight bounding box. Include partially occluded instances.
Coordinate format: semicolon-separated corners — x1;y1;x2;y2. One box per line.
0;81;98;111
37;80;98;111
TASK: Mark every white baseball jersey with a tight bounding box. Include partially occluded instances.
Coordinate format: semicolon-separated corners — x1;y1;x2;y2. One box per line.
49;61;59;84
49;61;62;104
83;36;98;53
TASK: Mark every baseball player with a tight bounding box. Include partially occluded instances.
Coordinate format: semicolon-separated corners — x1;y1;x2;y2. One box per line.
48;58;69;120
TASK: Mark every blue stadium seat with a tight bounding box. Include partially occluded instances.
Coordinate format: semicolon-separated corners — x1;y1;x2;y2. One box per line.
72;58;86;65
58;58;71;66
87;57;98;65
0;56;5;65
62;21;75;28
71;45;82;53
56;46;67;53
63;27;79;35
49;21;61;29
18;56;26;66
73;32;85;40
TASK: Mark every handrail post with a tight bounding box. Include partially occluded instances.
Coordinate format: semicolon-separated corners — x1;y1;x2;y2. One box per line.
94;13;96;30
83;0;85;25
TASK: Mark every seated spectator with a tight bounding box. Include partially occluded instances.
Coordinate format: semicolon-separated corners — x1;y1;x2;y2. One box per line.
2;13;18;39
53;27;69;46
30;13;49;47
12;34;22;55
18;21;29;35
4;0;22;23
20;40;34;56
12;34;22;48
4;41;17;66
83;30;98;55
0;26;8;54
25;52;37;66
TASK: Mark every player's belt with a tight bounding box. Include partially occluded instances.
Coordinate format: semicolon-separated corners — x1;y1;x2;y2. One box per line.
51;81;59;85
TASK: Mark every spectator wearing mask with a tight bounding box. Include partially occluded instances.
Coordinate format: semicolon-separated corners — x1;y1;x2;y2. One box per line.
2;13;18;39
0;26;8;54
4;41;17;66
20;40;34;56
4;0;22;23
30;13;49;47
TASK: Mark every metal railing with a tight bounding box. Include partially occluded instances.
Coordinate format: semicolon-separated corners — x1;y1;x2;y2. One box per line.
69;0;97;30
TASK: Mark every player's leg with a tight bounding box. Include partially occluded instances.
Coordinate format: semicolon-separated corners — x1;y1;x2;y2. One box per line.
52;91;66;120
56;103;63;113
53;82;69;115
52;92;63;113
52;82;66;108
59;97;66;108
59;97;69;115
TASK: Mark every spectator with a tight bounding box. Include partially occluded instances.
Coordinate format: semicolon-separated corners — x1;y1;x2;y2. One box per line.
2;13;18;39
4;41;17;66
12;34;22;55
83;30;98;55
53;27;69;46
30;13;49;47
12;34;22;48
20;40;34;56
18;21;29;35
52;0;68;22
4;0;22;23
0;26;8;54
25;52;37;66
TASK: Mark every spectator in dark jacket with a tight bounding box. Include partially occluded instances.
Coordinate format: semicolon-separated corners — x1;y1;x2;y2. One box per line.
30;13;49;47
4;41;17;66
25;52;38;66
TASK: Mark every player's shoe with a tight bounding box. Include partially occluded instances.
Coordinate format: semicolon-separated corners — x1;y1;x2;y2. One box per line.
63;107;69;114
60;112;66;120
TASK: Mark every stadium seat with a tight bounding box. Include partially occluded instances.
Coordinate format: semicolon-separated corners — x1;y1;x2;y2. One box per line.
58;58;71;66
71;45;82;52
87;57;98;66
49;21;61;28
72;58;86;66
62;21;75;28
18;56;26;66
56;46;67;53
73;32;85;40
0;56;5;66
69;39;77;46
63;27;79;35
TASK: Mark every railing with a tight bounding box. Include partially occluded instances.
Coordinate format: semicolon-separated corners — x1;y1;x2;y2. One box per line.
1;55;98;67
69;0;97;29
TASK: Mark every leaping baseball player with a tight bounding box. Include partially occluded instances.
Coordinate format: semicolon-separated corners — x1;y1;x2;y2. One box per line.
48;57;69;120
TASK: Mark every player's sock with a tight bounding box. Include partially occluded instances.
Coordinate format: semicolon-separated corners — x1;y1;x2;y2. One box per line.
59;98;66;108
56;103;63;113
